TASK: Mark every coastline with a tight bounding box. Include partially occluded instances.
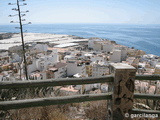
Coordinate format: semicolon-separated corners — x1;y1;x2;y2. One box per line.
0;32;159;57
0;24;160;56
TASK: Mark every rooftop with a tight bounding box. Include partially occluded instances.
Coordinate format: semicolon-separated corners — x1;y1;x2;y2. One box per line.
54;62;67;69
110;63;136;70
54;43;79;48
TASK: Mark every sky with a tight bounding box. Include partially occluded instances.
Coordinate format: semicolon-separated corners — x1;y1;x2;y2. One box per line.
1;0;160;24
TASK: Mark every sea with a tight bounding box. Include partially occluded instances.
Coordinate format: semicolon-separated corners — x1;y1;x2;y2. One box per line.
0;23;160;56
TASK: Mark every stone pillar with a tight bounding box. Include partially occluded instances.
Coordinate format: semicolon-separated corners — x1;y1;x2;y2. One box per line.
107;63;136;120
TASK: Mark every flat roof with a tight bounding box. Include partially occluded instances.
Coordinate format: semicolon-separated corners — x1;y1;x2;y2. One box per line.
110;63;136;70
54;43;78;48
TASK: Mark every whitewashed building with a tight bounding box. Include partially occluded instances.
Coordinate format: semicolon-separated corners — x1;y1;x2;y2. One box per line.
93;41;102;51
88;39;102;49
53;62;67;78
27;49;59;74
92;62;109;77
102;43;114;52
91;55;107;63
110;50;121;62
120;47;128;61
67;60;86;77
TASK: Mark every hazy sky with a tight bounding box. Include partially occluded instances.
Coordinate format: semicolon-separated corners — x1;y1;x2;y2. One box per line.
1;0;160;24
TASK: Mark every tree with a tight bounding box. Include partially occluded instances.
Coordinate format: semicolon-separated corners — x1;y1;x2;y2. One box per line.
9;0;31;80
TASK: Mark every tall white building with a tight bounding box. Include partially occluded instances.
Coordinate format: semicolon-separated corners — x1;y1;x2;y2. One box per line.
93;41;102;51
92;62;109;77
102;43;114;52
53;62;67;78
120;47;128;61
110;50;121;62
88;39;102;49
67;60;86;77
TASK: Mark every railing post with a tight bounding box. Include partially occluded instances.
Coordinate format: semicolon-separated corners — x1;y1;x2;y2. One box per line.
107;63;136;120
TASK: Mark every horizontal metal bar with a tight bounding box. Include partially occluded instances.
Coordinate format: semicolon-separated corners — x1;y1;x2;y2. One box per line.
1;74;160;89
135;75;160;81
132;109;160;116
0;92;160;112
0;75;114;89
134;93;160;100
0;93;112;110
0;75;159;93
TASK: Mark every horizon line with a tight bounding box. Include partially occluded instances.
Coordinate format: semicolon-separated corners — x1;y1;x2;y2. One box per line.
1;23;160;25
